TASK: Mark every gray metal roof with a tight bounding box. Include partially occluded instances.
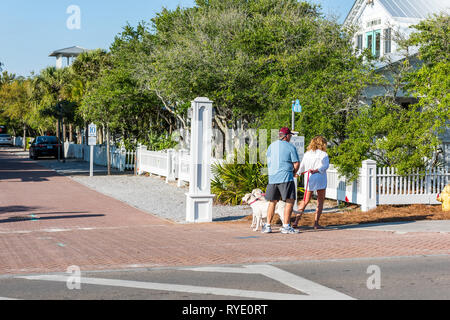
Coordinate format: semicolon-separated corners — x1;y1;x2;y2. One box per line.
378;0;450;19
49;46;89;57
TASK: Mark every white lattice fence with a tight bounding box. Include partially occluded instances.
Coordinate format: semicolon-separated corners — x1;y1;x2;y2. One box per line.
377;167;449;205
325;160;450;210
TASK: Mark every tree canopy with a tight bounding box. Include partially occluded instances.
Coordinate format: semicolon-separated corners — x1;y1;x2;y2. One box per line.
330;13;450;180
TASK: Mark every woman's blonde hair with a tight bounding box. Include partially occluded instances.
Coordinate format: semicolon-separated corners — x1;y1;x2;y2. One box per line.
307;136;327;152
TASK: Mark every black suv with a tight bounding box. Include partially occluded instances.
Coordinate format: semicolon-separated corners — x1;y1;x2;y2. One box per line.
29;136;64;160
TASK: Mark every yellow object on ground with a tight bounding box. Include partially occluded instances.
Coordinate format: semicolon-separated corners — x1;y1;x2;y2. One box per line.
437;184;450;211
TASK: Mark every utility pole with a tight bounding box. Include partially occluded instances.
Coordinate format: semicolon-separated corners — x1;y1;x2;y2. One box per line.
57;103;65;163
57;103;61;162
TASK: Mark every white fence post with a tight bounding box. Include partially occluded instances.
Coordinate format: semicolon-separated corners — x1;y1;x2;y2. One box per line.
177;149;185;187
166;149;176;183
361;159;377;212
137;144;144;175
120;146;126;172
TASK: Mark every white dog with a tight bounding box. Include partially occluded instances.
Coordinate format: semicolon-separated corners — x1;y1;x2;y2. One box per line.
241;188;286;231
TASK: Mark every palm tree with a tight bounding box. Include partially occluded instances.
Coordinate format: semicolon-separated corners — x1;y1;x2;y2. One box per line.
32;67;76;142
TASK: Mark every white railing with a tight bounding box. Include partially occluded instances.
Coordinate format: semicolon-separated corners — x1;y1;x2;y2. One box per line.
137;146;169;178
377;167;449;205
13;136;24;147
175;149;190;187
64;142;135;172
136;146;225;187
325;160;450;211
325;160;376;212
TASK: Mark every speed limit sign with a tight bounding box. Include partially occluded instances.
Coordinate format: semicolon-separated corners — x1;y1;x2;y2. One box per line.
88;123;97;146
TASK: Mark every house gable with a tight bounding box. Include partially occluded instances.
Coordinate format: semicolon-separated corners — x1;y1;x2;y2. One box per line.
345;0;449;61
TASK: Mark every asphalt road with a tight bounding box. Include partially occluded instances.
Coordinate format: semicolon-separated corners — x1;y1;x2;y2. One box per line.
1;255;449;301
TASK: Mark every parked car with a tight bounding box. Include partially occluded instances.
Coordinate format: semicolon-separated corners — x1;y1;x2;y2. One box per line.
29;136;64;160
0;134;13;146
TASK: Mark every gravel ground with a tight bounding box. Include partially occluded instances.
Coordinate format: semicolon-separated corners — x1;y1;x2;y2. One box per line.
70;174;252;223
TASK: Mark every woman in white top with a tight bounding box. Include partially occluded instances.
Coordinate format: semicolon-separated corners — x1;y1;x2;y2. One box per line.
293;136;329;230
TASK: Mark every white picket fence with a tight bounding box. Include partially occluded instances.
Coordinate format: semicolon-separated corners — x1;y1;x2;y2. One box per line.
64;142;136;172
377;167;449;205
325;160;450;211
12;138;135;172
136;146;223;187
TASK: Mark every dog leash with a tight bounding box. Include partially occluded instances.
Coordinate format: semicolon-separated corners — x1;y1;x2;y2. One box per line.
299;170;311;202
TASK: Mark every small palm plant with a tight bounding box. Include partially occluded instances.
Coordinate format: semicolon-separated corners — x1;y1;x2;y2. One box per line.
211;148;268;205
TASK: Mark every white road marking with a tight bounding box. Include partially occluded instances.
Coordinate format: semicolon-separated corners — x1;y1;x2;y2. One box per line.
188;264;355;300
17;275;306;300
17;265;354;300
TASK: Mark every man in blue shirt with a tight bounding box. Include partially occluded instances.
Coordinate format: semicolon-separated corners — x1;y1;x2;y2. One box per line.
263;127;300;234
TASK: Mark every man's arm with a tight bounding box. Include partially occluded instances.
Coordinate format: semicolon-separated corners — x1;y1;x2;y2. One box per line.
293;162;300;177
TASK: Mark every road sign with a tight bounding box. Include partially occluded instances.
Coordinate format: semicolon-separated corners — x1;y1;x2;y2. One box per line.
88;136;97;146
88;123;97;137
292;99;302;113
290;135;304;162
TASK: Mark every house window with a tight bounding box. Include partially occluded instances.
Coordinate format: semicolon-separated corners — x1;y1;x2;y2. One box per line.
384;28;392;54
366;19;381;28
366;30;381;58
375;32;381;57
357;34;363;51
367;33;373;52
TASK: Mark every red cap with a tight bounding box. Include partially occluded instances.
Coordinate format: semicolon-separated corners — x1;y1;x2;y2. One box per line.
279;127;293;135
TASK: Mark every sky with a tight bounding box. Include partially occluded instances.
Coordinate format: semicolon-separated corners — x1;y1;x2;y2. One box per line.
0;0;355;78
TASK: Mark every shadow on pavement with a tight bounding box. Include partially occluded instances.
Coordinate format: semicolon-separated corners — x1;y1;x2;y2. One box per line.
0;206;43;215
0;154;60;182
0;213;105;224
328;218;429;230
1;149;132;178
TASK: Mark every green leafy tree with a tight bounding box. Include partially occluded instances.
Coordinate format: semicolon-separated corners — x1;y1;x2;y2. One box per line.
32;67;77;141
404;14;449;140
133;0;376;153
331;14;450;179
0;79;34;149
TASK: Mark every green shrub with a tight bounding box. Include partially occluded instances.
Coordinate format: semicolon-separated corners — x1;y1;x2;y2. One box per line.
211;146;268;205
211;158;268;205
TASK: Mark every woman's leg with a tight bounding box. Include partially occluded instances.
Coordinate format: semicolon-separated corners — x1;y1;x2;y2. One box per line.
314;189;326;229
293;191;313;227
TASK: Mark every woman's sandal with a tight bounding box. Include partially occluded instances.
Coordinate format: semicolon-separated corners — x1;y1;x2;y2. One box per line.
292;212;304;228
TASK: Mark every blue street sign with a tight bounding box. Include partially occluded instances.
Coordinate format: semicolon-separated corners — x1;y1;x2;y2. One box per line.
292;99;302;113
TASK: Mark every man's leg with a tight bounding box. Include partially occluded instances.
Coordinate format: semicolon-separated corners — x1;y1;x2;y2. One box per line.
264;184;280;226
279;181;300;234
283;198;295;225
267;200;277;225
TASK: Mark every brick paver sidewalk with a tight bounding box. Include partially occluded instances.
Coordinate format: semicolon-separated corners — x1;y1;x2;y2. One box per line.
1;151;449;275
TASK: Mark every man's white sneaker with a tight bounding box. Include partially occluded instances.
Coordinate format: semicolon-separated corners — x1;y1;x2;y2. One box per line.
281;225;300;234
261;224;272;233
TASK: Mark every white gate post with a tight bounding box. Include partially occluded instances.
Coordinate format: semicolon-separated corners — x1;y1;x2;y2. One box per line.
137;144;145;175
186;97;215;223
177;149;187;188
166;149;176;183
361;159;377;212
